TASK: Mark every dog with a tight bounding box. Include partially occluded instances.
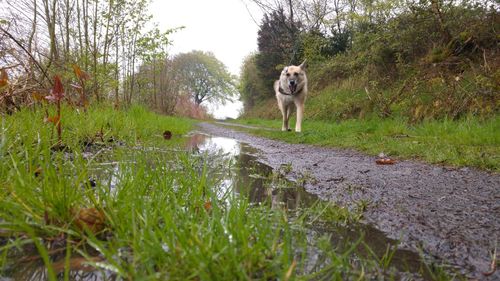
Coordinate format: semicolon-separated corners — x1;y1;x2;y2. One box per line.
274;60;307;132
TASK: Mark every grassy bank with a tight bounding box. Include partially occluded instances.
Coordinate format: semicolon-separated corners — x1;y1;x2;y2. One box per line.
0;106;457;280
234;116;499;171
1;105;195;149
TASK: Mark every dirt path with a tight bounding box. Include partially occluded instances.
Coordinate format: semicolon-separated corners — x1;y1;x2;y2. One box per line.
198;122;500;280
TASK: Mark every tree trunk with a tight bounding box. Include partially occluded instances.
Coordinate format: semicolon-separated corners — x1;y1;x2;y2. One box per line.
83;0;90;70
92;0;100;101
64;0;70;58
77;0;84;60
153;57;157;108
430;0;451;43
102;0;113;71
114;23;120;108
28;0;37;78
42;0;59;65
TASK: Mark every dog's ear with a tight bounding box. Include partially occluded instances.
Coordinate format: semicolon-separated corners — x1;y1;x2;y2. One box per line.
282;66;288;73
299;60;307;70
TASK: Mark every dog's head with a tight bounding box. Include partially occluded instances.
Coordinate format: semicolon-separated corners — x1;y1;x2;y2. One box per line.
280;60;307;94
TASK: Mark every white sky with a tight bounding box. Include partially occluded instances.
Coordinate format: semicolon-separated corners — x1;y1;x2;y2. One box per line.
149;0;263;119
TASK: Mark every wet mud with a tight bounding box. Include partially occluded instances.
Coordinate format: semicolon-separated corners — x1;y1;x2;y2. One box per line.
198;122;500;280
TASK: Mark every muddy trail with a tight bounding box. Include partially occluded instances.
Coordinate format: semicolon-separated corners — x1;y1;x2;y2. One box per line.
198;122;500;280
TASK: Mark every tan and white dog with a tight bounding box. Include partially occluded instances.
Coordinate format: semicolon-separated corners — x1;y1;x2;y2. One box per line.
274;60;307;132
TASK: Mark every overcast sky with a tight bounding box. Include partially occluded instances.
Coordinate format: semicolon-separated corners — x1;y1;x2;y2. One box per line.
149;0;264;118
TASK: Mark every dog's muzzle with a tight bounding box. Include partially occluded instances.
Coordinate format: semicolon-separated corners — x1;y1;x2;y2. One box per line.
288;80;297;94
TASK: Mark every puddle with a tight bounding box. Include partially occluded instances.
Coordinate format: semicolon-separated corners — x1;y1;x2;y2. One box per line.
2;132;433;280
2;248;110;281
186;132;431;279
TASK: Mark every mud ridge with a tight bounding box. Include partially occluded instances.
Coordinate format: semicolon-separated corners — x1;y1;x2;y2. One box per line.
198;122;500;280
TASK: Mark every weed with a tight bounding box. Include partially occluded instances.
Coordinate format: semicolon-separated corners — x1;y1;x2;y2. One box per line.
279;163;293;174
297;170;318;186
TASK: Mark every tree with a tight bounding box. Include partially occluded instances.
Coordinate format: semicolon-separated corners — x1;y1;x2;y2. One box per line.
256;8;302;92
174;51;237;107
136;26;177;107
239;53;267;111
0;0;165;109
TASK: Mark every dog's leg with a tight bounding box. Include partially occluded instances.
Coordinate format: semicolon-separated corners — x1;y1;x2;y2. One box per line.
295;102;304;132
286;106;293;131
282;104;289;131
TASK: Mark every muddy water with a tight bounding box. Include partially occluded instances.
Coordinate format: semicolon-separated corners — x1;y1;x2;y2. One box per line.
3;132;432;280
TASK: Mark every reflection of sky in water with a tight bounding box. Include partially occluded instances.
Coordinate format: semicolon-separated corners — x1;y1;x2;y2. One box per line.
194;135;241;156
190;134;242;200
89;133;242;199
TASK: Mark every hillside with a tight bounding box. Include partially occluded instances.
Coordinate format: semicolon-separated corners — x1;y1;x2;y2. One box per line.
239;2;499;123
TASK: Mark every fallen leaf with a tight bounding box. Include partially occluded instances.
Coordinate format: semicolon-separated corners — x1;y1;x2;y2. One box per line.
203;201;212;212
163;130;172;140
34;167;43;177
376;158;396;165
73;207;106;233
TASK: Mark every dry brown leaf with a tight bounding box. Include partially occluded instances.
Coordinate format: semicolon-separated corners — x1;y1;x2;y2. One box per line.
376;158;396;165
203;201;212;212
73;208;106;233
34;167;43;177
0;69;8;87
163;130;172;140
73;64;90;81
44;115;61;125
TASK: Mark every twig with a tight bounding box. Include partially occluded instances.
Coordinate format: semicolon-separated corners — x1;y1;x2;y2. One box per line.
1;64;21;70
482;48;490;72
364;87;372;100
0;26;52;85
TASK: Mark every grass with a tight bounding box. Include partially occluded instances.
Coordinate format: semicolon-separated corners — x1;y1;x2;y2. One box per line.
0;104;194;149
0;105;459;280
233;116;500;171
